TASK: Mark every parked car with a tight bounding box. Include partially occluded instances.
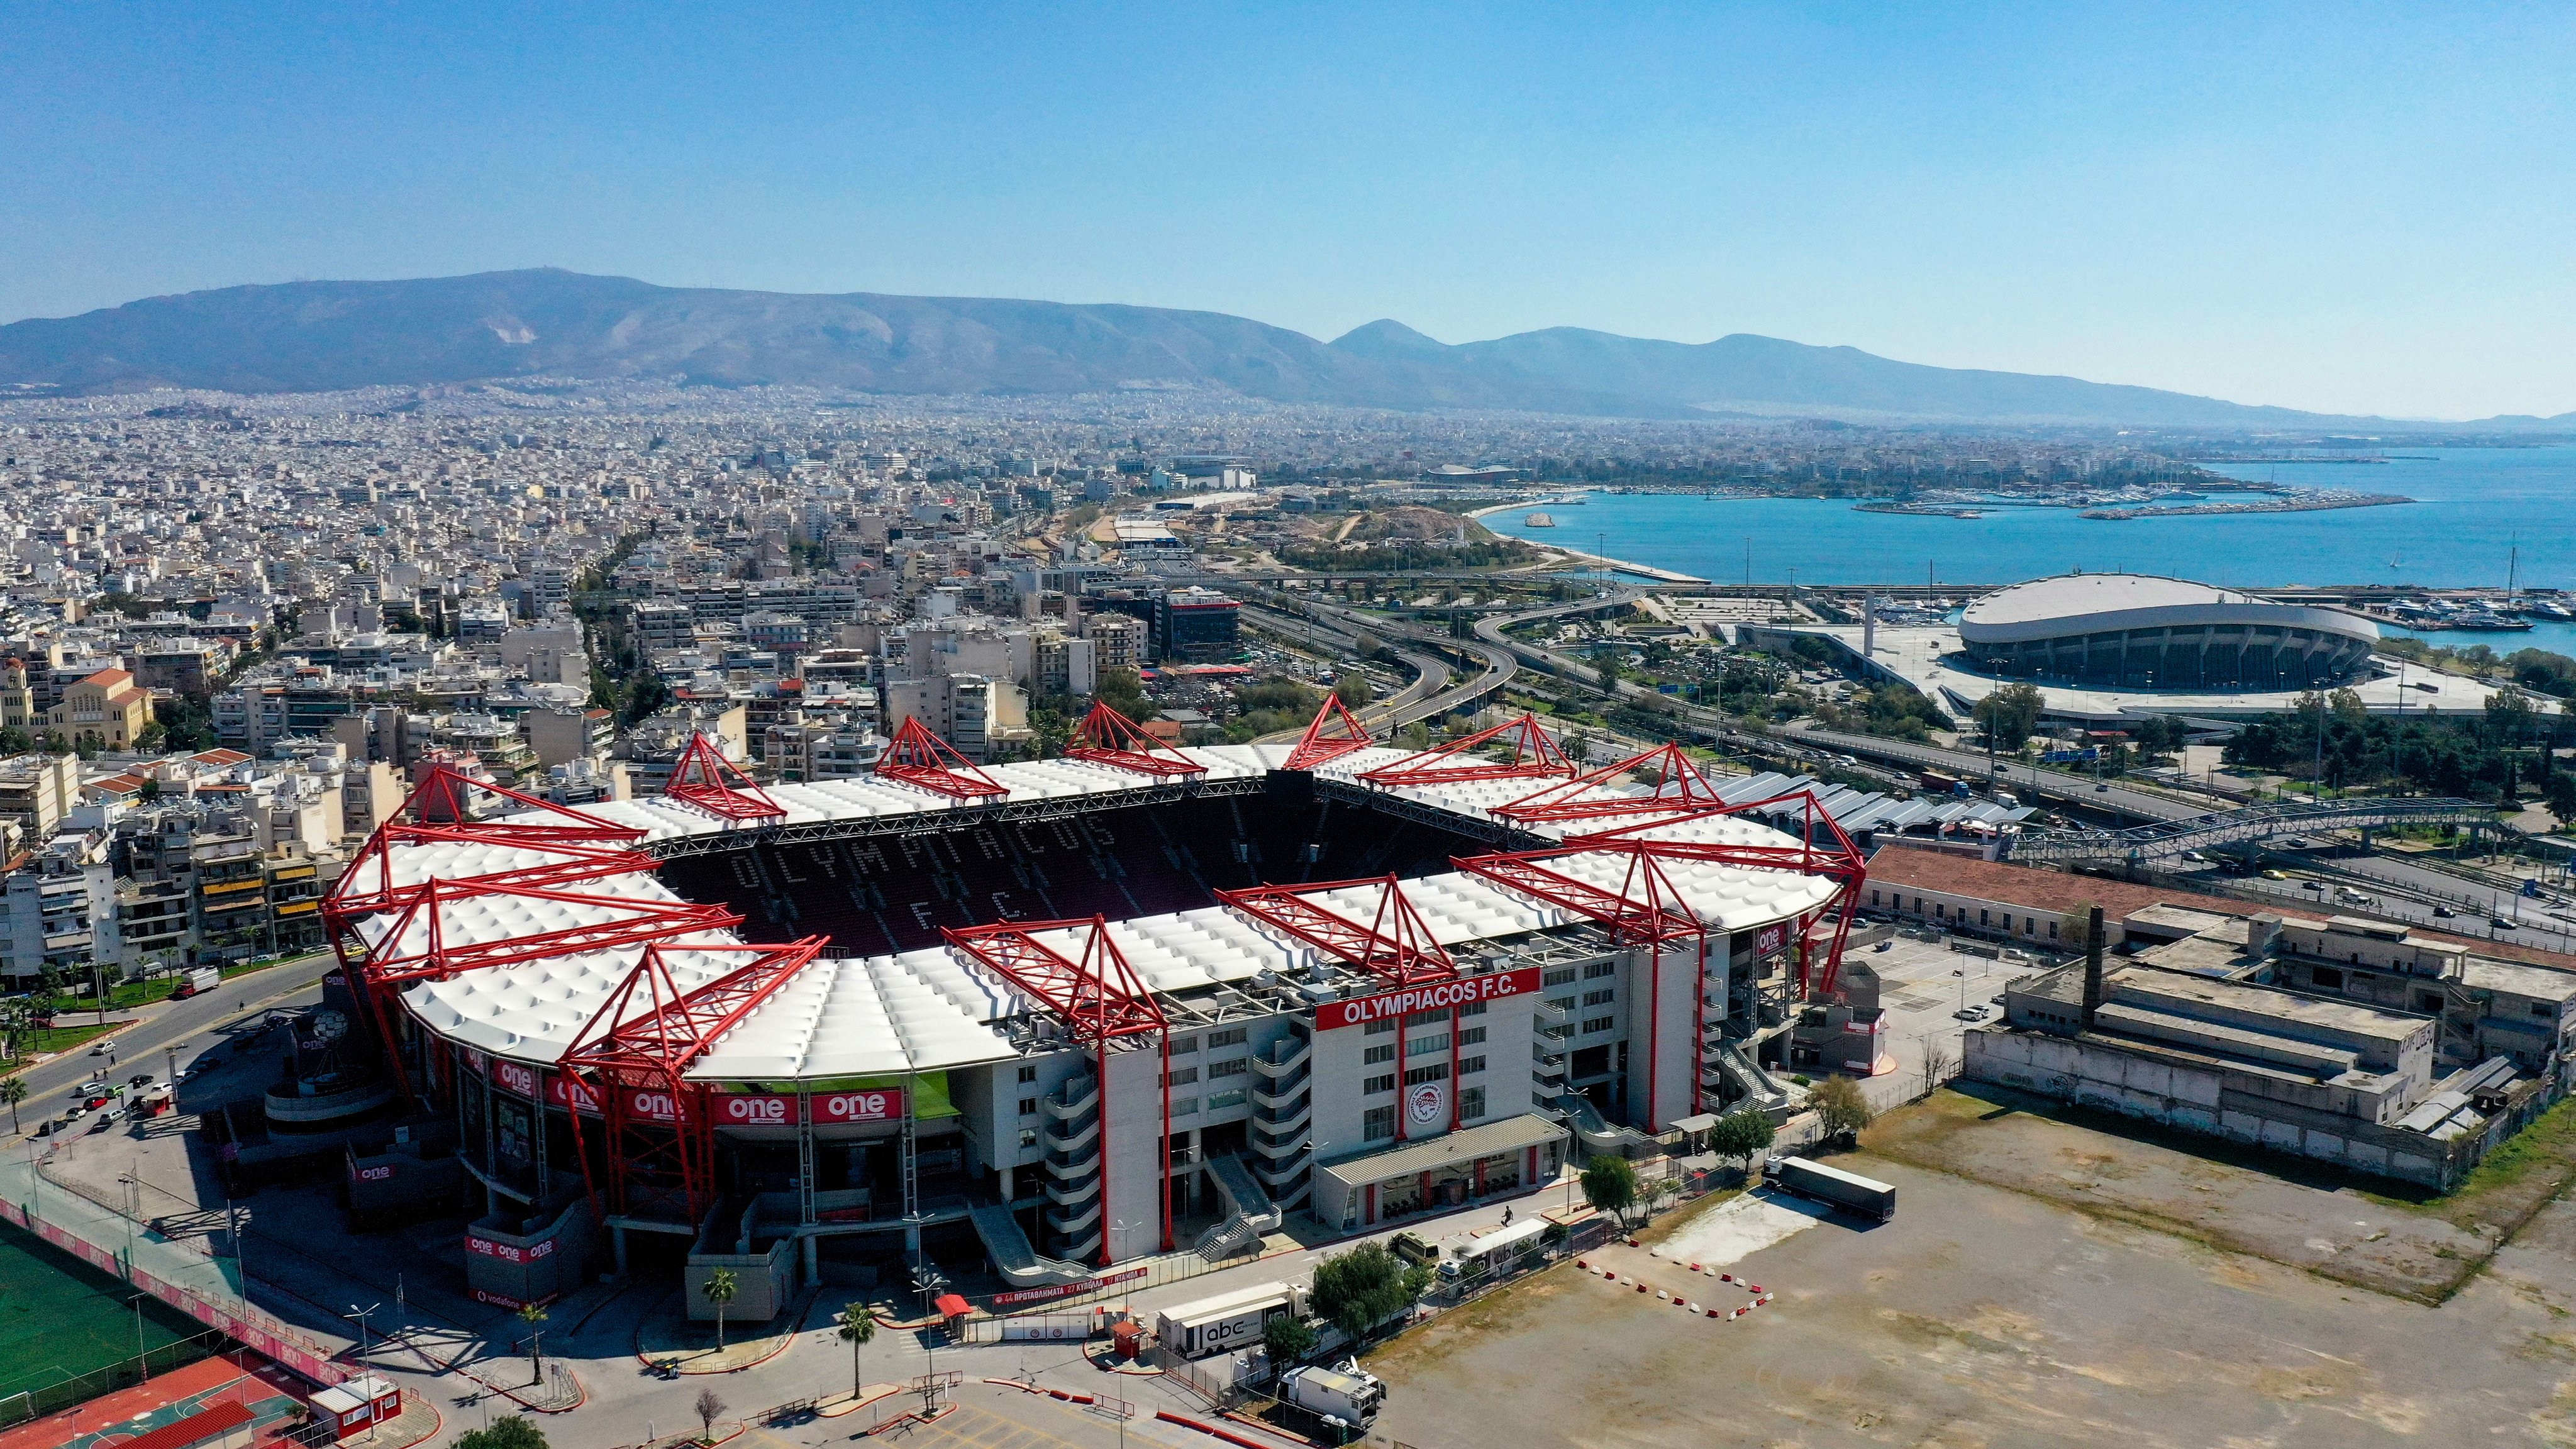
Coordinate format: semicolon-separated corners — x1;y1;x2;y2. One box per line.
76;1077;106;1095
127;1073;154;1089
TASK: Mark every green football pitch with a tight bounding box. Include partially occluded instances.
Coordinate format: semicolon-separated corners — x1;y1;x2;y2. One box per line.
0;1220;204;1413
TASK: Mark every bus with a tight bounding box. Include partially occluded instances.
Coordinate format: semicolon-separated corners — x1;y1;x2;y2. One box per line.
1438;1217;1551;1284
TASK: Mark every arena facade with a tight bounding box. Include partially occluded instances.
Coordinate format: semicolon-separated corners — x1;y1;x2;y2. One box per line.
1956;573;2380;691
323;704;1863;1314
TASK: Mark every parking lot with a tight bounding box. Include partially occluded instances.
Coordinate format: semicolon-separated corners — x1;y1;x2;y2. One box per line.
1365;1127;2576;1448
1846;931;2051;1105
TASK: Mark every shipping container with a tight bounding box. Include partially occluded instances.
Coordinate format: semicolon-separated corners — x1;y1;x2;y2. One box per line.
1772;1155;1896;1221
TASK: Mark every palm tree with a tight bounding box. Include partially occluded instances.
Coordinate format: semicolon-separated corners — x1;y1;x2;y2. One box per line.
836;1301;875;1401
2;1077;26;1133
516;1301;548;1382
701;1268;738;1352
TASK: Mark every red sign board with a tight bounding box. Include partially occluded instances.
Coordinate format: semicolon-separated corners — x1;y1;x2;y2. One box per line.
1315;967;1543;1031
991;1265;1145;1307
1753;923;1788;956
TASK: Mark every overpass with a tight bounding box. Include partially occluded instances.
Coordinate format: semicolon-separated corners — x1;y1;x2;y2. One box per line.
2004;796;2506;865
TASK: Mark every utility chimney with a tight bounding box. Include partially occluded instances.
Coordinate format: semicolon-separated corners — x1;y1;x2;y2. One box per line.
2080;905;2106;1030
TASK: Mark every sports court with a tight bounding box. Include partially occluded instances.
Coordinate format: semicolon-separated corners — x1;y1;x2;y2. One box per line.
0;1219;210;1426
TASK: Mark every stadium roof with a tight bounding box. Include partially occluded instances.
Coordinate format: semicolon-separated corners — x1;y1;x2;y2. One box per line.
1958;572;2377;647
362;741;1845;1081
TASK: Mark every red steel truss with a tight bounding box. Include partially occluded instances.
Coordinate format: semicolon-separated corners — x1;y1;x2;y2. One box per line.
1282;695;1374;771
1066;700;1205;778
1450;844;1706;1119
1356;713;1570;788
356;879;742;989
323;765;657;1097
1563;789;1869;1000
663;732;786;822
1446;849;1701;950
1214;875;1458;987
1491;740;1726;826
941;916;1166;1045
941;916;1170;1259
876;716;1009;800
555;937;826;1225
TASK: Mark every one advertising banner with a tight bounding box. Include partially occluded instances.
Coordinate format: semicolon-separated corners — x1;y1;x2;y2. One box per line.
1314;966;1543;1031
537;1073;907;1128
1753;922;1789;957
465;1234;555;1265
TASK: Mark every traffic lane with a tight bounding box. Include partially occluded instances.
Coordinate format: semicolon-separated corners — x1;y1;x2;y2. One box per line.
1786;723;2202;821
9;955;337;1125
2216;869;2576;950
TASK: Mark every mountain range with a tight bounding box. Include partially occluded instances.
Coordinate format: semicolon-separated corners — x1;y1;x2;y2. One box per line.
1;269;2565;430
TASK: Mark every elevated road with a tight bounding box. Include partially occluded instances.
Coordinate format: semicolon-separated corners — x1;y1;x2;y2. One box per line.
2006;796;2504;864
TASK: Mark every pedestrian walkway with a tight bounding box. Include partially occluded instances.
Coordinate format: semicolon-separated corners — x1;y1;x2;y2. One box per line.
636;1289;817;1374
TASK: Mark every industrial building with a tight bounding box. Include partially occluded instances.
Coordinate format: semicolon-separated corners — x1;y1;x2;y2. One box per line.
1914;850;2576;1186
323;704;1865;1314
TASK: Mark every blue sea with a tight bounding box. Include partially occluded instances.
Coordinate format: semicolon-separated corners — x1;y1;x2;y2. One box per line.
1484;445;2576;657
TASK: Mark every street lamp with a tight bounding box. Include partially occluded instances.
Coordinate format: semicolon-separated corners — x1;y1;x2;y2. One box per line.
345;1301;380;1373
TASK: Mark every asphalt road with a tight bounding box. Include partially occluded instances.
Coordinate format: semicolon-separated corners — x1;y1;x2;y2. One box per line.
6;952;339;1139
1779;719;2217;823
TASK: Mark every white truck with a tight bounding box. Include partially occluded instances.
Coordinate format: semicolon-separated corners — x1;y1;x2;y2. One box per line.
1281;1362;1385;1430
1155;1280;1308;1359
170;966;222;999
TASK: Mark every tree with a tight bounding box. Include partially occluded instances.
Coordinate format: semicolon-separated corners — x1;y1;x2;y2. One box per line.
1579;1154;1639;1226
454;1415;549;1449
701;1268;738;1352
1333;671;1375;708
2546;768;2576;826
517;1301;548;1381
836;1301;875;1401
1262;1313;1319;1367
1307;1241;1429;1342
1813;1075;1874;1142
1706;1108;1776;1168
1;1076;25;1132
1972;682;2044;752
694;1385;727;1443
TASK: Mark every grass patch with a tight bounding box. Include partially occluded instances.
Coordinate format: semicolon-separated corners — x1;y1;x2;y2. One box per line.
2;1021;116;1074
37;952;311;1014
2408;1094;2576;1235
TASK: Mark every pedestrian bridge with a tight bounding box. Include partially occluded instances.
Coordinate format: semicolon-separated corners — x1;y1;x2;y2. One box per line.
2003;796;2504;865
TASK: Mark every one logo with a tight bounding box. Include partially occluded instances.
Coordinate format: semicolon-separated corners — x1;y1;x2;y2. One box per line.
1407;1082;1445;1126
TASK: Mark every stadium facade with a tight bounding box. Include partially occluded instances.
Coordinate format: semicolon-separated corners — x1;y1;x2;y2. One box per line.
323;705;1863;1313
1955;574;2379;691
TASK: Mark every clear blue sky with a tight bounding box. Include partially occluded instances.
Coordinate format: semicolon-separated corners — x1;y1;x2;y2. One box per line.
3;4;2570;419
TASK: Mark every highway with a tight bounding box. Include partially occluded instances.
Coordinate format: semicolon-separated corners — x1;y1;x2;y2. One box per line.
1777;721;2216;824
5;953;339;1143
1241;595;1519;738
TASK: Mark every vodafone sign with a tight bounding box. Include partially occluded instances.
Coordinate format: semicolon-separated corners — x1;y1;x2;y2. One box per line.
1316;966;1543;1031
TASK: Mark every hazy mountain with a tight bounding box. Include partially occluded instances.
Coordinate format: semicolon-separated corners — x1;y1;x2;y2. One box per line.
0;268;2550;428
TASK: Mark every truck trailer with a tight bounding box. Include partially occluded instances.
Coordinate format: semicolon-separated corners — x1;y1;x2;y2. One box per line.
1281;1362;1385;1430
1155;1280;1309;1359
1771;1155;1897;1221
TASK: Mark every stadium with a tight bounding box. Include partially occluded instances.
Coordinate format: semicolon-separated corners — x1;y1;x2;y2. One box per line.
319;701;1865;1319
1955;573;2380;691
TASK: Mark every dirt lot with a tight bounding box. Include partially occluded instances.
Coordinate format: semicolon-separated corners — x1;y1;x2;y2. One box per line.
1868;1084;2576;1302
1367;1102;2576;1448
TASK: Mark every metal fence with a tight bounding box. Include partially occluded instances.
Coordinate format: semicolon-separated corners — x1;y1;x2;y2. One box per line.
0;1326;236;1428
